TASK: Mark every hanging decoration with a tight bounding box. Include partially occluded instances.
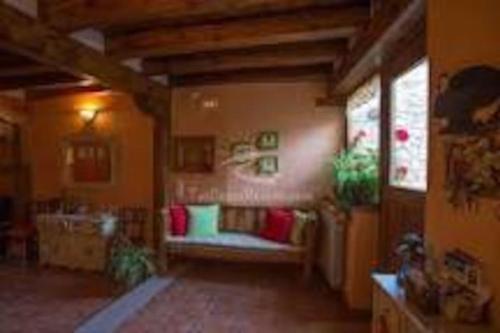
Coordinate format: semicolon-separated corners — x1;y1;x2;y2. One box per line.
434;65;500;208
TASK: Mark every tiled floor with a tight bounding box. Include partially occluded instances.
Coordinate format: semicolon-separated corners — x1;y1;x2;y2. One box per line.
120;261;371;333
0;263;116;333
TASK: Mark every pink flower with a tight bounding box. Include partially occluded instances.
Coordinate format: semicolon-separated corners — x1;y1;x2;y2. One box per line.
396;129;410;142
395;166;408;180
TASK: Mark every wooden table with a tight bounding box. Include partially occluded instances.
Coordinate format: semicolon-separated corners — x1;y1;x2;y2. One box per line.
37;214;116;272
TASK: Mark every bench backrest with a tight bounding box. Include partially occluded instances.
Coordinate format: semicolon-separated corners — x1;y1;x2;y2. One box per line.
165;205;317;236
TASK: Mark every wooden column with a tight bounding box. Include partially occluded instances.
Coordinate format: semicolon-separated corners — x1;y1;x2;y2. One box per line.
134;91;172;273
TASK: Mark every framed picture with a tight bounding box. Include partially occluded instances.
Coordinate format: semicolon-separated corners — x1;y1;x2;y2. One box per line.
256;156;279;175
63;135;117;188
256;131;279;150
172;136;215;173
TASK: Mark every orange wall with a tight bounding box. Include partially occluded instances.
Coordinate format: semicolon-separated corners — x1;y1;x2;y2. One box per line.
28;92;155;241
28;82;343;243
426;0;500;328
171;81;343;206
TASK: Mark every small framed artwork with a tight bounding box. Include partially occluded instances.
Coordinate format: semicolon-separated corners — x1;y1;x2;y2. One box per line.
256;156;279;175
256;131;279;150
63;135;116;188
172;136;215;173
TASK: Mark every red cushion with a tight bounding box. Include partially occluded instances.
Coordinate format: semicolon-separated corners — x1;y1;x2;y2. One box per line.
169;205;188;236
259;208;295;243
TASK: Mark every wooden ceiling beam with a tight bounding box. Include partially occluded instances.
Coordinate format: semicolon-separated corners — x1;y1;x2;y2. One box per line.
171;63;332;87
143;40;345;76
25;84;109;100
107;6;369;59
331;0;424;94
0;64;56;78
0;72;82;90
0;3;169;113
40;0;369;32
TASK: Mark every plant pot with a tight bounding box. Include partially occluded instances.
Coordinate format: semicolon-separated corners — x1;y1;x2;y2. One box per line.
343;205;379;310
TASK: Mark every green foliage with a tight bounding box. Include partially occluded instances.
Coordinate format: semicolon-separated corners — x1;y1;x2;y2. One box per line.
108;237;156;288
331;147;379;210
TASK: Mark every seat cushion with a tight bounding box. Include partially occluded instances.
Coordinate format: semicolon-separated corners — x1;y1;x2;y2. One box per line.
166;232;302;253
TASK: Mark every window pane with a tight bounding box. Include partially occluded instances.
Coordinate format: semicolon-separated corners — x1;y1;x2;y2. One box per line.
390;59;429;191
347;76;381;152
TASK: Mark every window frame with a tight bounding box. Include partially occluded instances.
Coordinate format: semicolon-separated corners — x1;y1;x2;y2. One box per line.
346;74;382;154
388;58;430;193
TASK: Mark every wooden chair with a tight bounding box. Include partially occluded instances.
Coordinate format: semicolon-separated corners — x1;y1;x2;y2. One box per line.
117;207;147;245
5;201;48;262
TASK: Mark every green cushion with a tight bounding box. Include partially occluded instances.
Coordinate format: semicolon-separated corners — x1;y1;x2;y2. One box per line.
290;210;311;246
187;204;220;237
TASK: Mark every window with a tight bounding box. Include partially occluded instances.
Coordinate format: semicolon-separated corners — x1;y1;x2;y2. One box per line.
389;59;429;191
347;76;381;152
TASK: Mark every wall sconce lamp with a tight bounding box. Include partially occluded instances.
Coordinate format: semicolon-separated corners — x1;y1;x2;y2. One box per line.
79;105;101;126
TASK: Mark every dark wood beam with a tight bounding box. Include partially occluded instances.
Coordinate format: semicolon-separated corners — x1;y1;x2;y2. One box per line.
40;0;369;32
25;84;109;100
171;63;332;87
0;64;56;78
331;0;424;94
0;3;169;113
143;40;345;76
107;6;369;59
151;94;172;273
0;72;81;90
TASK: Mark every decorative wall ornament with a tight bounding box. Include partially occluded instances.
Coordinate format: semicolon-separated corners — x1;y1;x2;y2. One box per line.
435;65;500;208
435;65;500;135
221;131;281;178
256;156;279;175
256;131;279;150
230;142;253;164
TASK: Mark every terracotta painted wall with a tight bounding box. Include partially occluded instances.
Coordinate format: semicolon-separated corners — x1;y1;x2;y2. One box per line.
171;81;343;207
28;92;155;242
426;0;500;327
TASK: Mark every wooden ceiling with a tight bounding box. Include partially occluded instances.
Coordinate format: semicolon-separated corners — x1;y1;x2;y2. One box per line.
0;0;425;96
0;47;86;91
29;0;371;87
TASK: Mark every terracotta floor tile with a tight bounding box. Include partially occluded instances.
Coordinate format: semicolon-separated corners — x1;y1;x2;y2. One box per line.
119;261;370;333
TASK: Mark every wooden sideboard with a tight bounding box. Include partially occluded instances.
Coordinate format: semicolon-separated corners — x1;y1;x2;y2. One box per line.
372;274;496;333
37;214;115;271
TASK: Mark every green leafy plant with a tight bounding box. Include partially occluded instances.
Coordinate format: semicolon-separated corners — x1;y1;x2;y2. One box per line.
331;147;379;210
108;236;156;288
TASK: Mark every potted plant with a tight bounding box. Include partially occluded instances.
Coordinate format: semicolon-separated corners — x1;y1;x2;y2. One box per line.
331;147;379;211
331;145;380;310
108;236;156;289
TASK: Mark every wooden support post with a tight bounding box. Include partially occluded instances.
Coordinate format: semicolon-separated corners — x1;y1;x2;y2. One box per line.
135;90;172;274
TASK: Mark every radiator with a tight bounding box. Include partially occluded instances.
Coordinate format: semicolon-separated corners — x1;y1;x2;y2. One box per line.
319;203;345;290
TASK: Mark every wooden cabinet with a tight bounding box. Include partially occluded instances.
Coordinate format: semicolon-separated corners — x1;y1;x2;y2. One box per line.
344;207;378;310
37;214;112;271
372;274;496;333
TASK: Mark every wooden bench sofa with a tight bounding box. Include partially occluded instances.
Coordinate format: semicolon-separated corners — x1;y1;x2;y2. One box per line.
163;205;318;280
